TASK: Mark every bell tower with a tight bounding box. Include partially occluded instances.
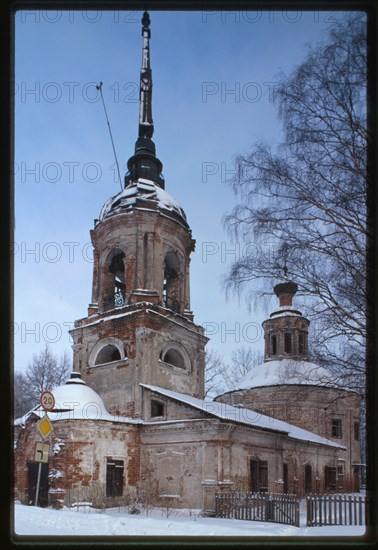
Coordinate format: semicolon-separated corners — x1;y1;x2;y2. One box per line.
262;280;310;361
70;12;208;418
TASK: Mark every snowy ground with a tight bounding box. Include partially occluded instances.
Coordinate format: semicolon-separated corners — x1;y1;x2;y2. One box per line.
14;502;366;538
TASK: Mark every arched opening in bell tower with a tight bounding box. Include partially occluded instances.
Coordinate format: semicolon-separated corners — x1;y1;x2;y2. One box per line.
102;248;126;310
163;251;181;313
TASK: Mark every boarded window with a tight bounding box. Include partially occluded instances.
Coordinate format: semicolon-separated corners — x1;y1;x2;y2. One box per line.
250;460;268;493
331;418;342;438
106;459;124;497
284;333;292;353
151;400;165;418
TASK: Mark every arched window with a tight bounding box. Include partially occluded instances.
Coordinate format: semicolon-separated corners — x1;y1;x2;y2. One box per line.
163;252;181;313
89;337;126;368
160;342;191;371
163;348;185;369
95;344;121;365
102;248;126;310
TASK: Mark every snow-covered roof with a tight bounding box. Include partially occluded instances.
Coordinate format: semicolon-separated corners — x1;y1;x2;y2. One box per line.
98;178;188;228
14;374;142;426
140;384;345;449
232;359;343;391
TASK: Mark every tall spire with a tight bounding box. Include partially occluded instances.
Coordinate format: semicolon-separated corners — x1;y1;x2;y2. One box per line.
125;11;165;189
139;10;154;139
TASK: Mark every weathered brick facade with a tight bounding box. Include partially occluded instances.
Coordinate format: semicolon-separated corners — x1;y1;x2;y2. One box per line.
215;281;362;494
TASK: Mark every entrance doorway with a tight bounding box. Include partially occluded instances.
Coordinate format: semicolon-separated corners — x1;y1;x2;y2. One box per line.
353;466;360;492
305;464;312;493
283;463;289;493
27;461;49;506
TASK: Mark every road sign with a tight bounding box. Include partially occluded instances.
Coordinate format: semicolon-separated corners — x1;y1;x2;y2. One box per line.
36;414;53;439
40;390;55;411
34;442;50;463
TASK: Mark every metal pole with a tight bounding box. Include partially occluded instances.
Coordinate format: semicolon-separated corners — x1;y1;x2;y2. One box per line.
35;462;42;507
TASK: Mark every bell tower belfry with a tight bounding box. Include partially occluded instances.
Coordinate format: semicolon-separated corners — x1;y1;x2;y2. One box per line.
262;280;310;361
70;12;208;418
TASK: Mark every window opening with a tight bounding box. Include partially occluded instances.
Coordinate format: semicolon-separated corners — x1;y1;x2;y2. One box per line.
163;252;180;312
354;422;359;441
331;418;342;438
163;348;185;369
284;332;292;354
151;400;165;418
95;344;121;365
271;334;277;356
109;253;125;307
298;333;304;355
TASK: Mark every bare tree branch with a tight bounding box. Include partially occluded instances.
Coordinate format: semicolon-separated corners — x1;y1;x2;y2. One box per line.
223;14;367;392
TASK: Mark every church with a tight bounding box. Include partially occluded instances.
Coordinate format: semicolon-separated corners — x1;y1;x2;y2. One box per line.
14;12;361;512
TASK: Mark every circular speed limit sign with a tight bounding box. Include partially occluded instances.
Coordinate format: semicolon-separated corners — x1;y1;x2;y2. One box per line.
40;391;55;411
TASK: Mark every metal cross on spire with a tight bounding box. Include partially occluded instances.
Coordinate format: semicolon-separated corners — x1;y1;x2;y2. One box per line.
125;10;164;188
139;11;154;139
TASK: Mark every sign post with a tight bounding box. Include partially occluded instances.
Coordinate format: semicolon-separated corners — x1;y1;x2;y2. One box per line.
34;391;55;506
35;462;42;507
34;442;50;507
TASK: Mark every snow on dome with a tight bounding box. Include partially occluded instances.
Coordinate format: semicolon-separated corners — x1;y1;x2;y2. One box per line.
49;375;109;418
234;359;341;391
14;373;141;425
98;178;188;227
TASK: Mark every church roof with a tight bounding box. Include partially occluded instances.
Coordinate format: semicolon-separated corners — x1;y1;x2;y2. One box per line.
97;178;188;228
231;359;342;391
141;383;345;449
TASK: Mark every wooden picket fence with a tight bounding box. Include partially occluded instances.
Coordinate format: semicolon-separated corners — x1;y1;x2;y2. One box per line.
306;494;370;527
215;492;300;527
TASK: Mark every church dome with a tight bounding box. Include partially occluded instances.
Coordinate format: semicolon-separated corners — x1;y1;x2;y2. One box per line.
48;372;109;418
97;178;188;228
233;359;339;391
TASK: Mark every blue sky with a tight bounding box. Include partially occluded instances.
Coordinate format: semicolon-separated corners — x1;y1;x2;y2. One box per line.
14;9;353;372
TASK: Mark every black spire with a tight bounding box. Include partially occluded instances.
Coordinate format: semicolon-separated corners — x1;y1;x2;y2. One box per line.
125;11;165;189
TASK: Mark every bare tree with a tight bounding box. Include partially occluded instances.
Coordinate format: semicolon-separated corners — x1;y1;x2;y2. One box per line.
14;344;71;418
223;14;367;392
222;348;264;391
205;347;263;398
204;349;227;398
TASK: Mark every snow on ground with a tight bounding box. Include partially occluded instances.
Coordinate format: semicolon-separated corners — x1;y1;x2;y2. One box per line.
14;502;366;538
